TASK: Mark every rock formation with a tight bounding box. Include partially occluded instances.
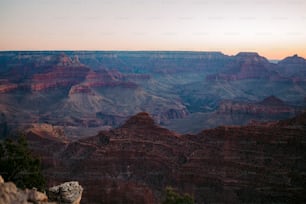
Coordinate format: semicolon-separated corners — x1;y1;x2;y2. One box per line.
0;175;83;204
24;112;306;203
206;52;278;81
218;95;299;116
276;54;306;80
48;182;83;204
0;175;49;204
1;51;305;136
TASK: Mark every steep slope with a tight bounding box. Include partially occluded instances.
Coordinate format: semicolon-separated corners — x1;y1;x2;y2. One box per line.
25;112;306;204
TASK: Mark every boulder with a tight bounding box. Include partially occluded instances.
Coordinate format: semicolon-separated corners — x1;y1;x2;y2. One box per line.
48;181;83;204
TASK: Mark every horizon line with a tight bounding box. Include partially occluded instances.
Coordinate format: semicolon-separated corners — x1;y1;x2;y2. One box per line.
0;49;302;60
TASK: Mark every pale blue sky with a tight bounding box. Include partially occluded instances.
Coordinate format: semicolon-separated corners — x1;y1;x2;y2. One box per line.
1;0;306;59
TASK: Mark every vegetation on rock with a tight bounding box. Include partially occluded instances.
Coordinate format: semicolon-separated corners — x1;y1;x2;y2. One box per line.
0;134;46;191
162;187;194;204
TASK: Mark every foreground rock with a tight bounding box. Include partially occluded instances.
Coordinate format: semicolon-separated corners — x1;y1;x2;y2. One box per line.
0;176;83;204
0;175;49;204
48;182;83;204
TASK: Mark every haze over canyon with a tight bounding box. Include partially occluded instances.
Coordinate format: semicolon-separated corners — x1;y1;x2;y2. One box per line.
0;51;305;138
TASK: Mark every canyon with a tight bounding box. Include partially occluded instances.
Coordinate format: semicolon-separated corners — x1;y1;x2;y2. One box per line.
25;112;306;203
0;51;306;203
0;51;305;137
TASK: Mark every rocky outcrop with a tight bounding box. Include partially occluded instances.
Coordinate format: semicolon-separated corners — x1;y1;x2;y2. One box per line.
56;54;82;67
0;176;83;204
25;123;67;141
48;182;83;204
69;85;93;94
0;175;49;204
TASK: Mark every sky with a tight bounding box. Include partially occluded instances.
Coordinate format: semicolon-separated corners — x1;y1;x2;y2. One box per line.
0;0;306;59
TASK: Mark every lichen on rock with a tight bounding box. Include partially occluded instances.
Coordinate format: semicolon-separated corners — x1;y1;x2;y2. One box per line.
48;181;83;204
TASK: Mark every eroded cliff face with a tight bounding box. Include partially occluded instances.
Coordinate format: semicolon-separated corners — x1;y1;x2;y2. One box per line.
206;52;276;81
26;112;306;204
218;96;299;116
69;70;140;93
30;66;90;92
0;53;143;93
0;53;88;93
0;52;192;137
276;54;306;80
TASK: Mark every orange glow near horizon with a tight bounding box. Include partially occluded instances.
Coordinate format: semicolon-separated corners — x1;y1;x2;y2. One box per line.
1;0;306;60
0;43;305;60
